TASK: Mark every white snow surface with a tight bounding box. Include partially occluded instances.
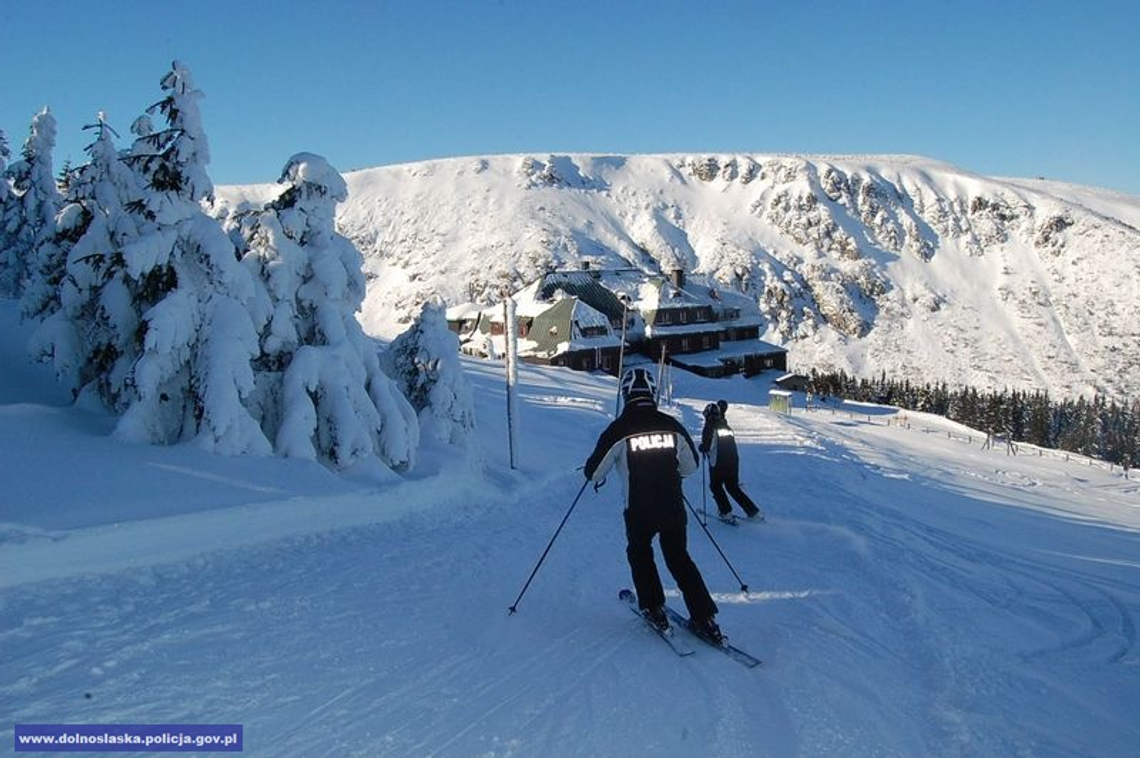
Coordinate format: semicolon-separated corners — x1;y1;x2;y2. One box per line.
2;297;1139;756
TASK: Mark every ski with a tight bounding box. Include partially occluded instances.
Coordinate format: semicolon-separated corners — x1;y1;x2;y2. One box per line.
618;589;694;657
663;606;762;668
717;513;768;526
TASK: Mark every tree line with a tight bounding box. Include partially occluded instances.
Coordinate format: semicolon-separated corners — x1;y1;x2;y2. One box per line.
809;369;1139;472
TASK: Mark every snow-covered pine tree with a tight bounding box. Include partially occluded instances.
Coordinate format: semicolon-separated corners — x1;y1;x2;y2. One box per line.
113;61;269;455
0;130;9;262
1;108;61;298
26;113;145;399
0;130;8;197
228;152;418;470
383;299;475;446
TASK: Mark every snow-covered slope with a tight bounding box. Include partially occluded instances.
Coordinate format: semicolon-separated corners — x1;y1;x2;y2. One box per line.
218;153;1140;402
3;298;1139;756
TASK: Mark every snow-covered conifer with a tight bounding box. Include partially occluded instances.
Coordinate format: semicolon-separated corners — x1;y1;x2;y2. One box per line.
383;299;475;446
1;108;61;298
0;130;9;208
0;130;10;267
26;114;145;398
229;152;417;470
112;61;268;455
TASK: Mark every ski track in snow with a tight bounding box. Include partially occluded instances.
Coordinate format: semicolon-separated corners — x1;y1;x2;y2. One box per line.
2;364;1139;756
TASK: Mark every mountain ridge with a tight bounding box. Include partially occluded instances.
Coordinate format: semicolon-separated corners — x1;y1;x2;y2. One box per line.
215;152;1140;401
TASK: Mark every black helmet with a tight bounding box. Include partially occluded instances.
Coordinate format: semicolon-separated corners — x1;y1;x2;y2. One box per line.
620;367;657;402
717;399;728;415
703;402;720;418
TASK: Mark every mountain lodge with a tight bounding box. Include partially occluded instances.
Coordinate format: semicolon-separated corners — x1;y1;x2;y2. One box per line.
446;265;787;378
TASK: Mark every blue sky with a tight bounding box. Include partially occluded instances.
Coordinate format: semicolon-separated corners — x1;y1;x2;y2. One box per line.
2;0;1137;194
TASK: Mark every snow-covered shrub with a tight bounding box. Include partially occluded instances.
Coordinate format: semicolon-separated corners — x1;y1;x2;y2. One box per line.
383;300;475;446
229;152;418;470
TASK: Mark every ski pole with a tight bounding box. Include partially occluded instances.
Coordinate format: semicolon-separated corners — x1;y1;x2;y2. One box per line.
701;455;708;527
683;494;749;594
508;479;591;615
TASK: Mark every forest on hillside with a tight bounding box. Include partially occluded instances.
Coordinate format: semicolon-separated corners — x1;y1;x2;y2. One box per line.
809;369;1139;472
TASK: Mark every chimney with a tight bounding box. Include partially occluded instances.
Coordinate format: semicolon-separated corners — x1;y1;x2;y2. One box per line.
671;269;685;290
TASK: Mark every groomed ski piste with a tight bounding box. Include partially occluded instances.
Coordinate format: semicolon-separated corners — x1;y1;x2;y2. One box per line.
2;297;1138;757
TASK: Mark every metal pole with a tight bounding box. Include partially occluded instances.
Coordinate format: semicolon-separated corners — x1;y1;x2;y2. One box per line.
504;297;518;469
508;479;591;614
614;298;629;417
683;495;749;594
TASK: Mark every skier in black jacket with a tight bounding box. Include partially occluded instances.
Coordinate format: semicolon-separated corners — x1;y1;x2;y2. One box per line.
584;367;722;642
700;400;763;522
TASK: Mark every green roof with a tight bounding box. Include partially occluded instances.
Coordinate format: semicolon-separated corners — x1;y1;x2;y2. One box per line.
529;298;578;354
539;272;626;322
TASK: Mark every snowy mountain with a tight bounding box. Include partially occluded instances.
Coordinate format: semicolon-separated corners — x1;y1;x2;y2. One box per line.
3;298;1139;756
219;153;1140;402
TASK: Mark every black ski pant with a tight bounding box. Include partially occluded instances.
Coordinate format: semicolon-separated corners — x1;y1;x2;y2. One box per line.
624;509;718;623
709;467;759;518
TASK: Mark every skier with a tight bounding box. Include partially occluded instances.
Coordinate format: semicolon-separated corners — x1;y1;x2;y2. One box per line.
584;367;723;642
700;400;763;522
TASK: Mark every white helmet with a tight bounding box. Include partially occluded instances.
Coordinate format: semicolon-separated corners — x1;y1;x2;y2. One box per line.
620;367;657;402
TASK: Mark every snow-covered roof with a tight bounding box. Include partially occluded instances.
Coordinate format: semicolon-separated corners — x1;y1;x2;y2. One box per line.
528;297;618;356
667;338;786;368
445;302;485;320
635;278;707;312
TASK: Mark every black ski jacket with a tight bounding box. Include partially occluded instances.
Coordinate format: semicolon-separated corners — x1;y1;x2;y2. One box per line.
584;398;699;530
700;415;739;473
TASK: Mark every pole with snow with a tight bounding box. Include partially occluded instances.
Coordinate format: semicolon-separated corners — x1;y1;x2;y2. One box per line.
504;295;519;470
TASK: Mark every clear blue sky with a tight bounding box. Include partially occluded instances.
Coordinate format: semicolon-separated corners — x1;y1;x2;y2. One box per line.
3;0;1137;194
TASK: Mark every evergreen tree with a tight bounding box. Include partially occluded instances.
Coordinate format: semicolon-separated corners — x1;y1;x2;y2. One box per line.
1;108;61;297
0;130;8;195
0;130;10;261
228;152;418;470
1026;390;1053;448
383;299;475;446
111;60;268;455
57;158;74;194
1123;401;1140;473
26;113;144;398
